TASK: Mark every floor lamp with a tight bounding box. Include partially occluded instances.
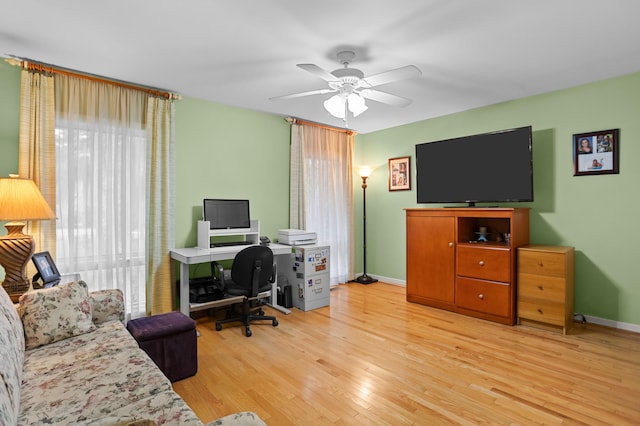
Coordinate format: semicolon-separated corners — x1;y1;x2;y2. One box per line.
353;166;377;284
0;176;56;301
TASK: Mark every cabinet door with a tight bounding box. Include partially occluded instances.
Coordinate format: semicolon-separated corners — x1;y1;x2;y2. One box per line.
406;215;455;304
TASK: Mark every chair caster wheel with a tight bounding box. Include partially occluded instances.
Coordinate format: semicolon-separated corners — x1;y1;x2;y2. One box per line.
215;323;222;331
245;328;252;337
272;319;278;327
258;309;265;316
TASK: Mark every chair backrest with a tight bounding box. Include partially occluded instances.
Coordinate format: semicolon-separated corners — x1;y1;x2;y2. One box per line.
231;245;274;296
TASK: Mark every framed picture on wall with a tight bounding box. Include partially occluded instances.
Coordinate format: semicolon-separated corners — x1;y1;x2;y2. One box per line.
388;156;411;191
573;129;619;176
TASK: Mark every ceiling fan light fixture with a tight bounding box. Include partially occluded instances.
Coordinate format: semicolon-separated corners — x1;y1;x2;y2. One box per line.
324;94;346;119
277;51;420;123
347;93;368;117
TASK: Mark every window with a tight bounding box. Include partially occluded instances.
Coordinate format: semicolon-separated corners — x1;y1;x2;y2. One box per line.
55;120;147;318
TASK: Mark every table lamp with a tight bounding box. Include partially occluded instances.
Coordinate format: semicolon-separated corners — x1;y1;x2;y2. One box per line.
0;175;56;300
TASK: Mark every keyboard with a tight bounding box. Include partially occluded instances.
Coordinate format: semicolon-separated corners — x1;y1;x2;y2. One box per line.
210;241;253;248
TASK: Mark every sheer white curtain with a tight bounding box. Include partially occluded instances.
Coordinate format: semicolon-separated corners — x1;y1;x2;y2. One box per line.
55;74;148;318
290;122;354;285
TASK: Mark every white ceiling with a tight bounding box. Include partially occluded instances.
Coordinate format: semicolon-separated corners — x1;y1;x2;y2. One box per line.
2;0;640;134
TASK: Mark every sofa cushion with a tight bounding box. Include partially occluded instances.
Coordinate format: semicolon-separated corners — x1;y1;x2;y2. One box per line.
19;320;176;425
89;288;125;324
20;280;96;349
21;320;140;381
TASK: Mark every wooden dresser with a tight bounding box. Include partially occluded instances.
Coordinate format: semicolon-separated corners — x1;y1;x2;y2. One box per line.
517;245;575;334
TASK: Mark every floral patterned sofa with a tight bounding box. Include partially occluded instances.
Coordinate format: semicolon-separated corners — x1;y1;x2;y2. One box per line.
0;280;266;426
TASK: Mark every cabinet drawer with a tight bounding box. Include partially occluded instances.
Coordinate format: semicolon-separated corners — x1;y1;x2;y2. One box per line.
518;251;567;278
456;277;511;318
518;274;566;303
518;299;565;326
457;246;511;282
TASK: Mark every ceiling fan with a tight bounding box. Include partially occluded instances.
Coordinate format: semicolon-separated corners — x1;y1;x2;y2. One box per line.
270;50;422;121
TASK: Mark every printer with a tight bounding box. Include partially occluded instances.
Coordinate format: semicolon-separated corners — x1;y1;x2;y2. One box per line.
278;229;317;245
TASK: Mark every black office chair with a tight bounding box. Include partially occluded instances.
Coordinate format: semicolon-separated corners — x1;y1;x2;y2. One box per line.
213;245;279;337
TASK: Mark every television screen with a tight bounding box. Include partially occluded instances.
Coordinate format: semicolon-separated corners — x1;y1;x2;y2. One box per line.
203;199;251;230
415;126;533;205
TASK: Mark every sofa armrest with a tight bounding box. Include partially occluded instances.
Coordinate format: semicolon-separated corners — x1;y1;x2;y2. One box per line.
89;289;125;324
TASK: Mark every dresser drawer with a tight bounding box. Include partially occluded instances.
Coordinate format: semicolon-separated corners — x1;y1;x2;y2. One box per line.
518;274;566;303
456;277;511;318
518;299;565;326
457;246;511;283
518;250;567;278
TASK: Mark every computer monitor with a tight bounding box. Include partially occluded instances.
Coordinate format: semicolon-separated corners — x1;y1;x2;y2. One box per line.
203;199;251;231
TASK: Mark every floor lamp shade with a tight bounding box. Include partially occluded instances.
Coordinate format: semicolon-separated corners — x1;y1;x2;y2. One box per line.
0;177;56;299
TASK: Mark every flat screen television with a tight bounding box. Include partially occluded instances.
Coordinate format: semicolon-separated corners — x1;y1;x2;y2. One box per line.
203;199;251;230
415;126;533;206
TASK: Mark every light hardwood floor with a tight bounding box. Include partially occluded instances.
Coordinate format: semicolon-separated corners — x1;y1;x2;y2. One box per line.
173;282;640;425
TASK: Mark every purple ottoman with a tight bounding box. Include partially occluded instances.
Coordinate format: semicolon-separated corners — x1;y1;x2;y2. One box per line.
126;311;197;382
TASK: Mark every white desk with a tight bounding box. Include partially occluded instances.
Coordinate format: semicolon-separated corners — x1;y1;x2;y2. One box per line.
170;243;293;317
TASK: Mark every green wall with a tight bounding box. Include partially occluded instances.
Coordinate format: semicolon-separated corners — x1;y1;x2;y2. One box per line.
1;59;639;325
356;72;640;326
174;97;291;247
0;61;21;281
0;61;20;174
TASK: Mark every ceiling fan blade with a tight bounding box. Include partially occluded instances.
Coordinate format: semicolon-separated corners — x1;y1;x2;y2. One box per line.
297;64;339;82
361;65;422;87
269;88;336;101
360;89;412;108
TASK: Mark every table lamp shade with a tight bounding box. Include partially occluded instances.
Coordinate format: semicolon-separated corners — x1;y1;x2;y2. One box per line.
0;177;56;299
0;177;56;223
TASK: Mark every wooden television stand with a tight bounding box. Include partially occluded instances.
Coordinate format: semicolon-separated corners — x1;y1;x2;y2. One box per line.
405;207;530;325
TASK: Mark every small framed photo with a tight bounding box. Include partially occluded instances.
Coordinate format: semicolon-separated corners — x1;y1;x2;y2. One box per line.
32;251;61;288
388;156;411;191
573;129;619;176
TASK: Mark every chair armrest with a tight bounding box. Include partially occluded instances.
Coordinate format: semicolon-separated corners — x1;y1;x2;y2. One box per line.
89;289;125;324
211;261;226;289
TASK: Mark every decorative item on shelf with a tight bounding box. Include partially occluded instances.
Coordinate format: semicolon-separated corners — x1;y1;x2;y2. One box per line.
475;226;489;242
0;175;56;301
353;165;377;285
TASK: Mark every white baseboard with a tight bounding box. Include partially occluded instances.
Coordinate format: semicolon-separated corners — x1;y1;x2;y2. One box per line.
358;274;639;334
580;315;640;334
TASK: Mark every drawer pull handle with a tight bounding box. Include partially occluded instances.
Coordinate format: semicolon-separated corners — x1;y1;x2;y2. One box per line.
448;242;454;247
479;260;485;266
538;308;543;314
478;293;484;300
537;285;544;291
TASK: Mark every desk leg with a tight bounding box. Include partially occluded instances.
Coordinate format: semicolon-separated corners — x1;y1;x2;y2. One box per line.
179;261;190;317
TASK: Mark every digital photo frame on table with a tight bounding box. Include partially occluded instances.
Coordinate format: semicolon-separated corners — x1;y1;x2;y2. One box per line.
31;251;61;288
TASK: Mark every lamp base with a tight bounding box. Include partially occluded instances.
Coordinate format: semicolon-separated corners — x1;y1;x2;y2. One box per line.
352;274;378;285
0;223;35;301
